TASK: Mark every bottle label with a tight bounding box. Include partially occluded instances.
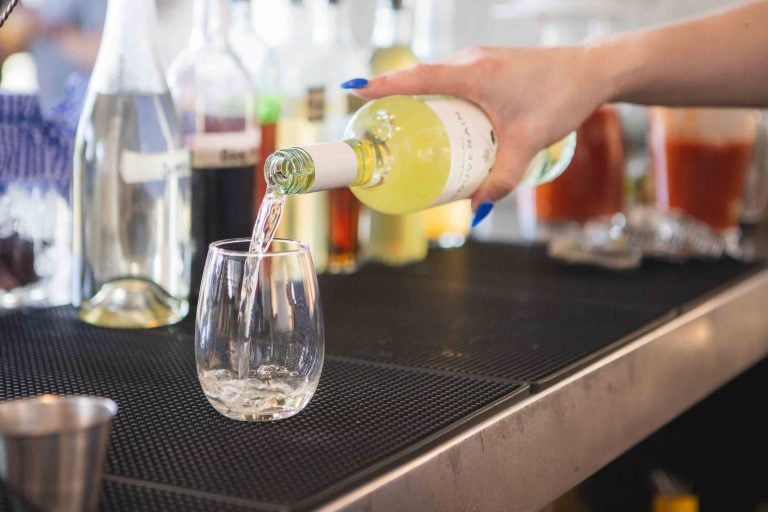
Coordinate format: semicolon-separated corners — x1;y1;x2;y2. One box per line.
189;130;261;168
425;99;497;204
120;149;191;184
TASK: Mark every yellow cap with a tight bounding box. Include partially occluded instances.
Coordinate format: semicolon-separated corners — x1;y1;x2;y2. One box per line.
652;494;700;512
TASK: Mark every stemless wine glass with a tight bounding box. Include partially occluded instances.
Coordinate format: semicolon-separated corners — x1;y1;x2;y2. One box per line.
195;238;324;421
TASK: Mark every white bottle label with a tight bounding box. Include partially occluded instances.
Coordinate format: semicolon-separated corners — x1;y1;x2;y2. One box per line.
120;149;191;184
189;130;261;168
425;99;497;205
305;141;359;192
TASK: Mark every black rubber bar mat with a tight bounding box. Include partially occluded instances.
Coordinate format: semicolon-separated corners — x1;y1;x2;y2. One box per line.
0;307;524;509
99;478;274;512
335;242;759;313
320;274;673;385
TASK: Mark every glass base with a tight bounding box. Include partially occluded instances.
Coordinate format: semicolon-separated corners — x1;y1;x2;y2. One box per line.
199;368;316;422
77;278;188;329
207;403;307;422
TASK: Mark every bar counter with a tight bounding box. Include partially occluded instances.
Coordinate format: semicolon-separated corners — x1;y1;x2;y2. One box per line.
1;241;766;512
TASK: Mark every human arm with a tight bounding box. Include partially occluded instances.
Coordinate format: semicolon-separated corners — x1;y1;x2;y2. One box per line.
350;0;768;209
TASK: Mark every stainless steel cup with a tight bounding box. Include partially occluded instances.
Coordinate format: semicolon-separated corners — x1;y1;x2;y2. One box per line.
0;394;117;512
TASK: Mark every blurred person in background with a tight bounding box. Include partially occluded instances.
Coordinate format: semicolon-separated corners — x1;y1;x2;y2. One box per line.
0;0;107;112
345;0;768;223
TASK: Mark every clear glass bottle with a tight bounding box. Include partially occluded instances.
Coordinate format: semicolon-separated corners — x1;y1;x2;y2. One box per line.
229;0;282;210
322;0;369;273
167;0;259;298
370;0;419;75
72;0;191;328
322;0;369;140
272;0;329;273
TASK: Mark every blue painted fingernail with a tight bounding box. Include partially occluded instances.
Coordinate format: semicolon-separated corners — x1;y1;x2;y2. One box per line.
471;201;494;228
340;78;369;89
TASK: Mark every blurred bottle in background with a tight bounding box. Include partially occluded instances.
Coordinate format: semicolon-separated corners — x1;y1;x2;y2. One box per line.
273;0;329;272
370;0;418;75
168;0;259;298
413;0;472;249
366;0;428;266
73;0;191;328
322;0;369;273
650;469;700;512
229;0;282;210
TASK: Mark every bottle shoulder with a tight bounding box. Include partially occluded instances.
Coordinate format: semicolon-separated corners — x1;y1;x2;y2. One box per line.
167;46;257;116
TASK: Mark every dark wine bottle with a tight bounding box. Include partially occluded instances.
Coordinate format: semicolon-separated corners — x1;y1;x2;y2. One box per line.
168;0;259;297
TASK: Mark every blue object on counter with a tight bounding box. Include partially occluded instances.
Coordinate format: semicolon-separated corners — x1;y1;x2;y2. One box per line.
0;74;84;196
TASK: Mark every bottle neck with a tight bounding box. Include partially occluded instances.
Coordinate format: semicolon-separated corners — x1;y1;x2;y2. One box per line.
280;0;309;47
191;0;230;47
327;0;356;47
90;0;167;94
371;0;413;47
266;138;391;194
229;0;253;34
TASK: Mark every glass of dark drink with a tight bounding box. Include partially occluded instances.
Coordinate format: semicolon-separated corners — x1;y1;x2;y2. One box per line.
648;107;761;237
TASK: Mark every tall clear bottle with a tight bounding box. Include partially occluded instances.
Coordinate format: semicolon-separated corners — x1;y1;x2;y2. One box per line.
367;0;428;266
167;0;259;297
72;0;191;328
323;0;369;273
273;0;329;273
229;0;282;210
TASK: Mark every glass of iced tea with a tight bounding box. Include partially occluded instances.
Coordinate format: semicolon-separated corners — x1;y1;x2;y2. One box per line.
516;104;626;242
648;107;761;237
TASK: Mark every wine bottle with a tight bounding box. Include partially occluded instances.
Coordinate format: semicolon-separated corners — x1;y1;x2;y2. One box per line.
72;0;191;328
652;494;700;512
272;0;329;273
167;0;259;298
370;0;419;75
264;95;576;215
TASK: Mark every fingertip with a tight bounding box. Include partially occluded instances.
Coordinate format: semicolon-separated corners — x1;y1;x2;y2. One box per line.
470;201;494;228
340;78;369;90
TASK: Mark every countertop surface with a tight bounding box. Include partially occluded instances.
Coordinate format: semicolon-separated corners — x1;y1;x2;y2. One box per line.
0;242;764;512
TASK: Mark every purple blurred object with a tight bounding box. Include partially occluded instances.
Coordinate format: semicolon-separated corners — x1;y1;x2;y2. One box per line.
0;81;83;306
0;78;82;196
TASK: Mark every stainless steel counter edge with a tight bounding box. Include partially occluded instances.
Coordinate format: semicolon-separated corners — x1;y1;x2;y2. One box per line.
317;268;768;512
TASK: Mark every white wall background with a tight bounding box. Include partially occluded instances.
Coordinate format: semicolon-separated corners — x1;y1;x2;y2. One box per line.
158;0;746;68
